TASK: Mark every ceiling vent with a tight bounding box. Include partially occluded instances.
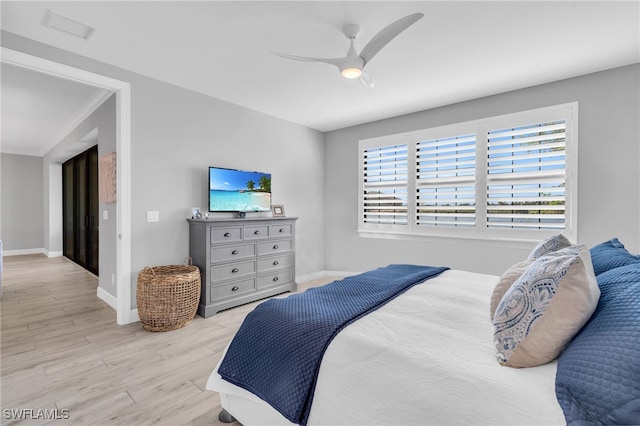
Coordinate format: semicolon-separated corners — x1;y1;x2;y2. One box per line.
43;9;95;40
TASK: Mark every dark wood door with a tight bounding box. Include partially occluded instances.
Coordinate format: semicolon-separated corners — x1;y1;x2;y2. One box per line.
63;145;99;275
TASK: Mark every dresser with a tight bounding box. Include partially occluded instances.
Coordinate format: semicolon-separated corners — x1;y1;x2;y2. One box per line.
187;217;297;317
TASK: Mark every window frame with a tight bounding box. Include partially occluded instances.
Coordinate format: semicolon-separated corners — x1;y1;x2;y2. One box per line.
358;102;578;243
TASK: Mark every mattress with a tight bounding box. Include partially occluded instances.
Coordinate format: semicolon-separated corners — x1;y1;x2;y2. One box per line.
207;269;565;425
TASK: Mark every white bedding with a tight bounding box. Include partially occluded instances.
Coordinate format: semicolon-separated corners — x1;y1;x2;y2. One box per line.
207;269;565;425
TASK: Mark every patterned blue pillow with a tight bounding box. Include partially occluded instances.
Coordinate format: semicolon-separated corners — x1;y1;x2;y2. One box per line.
494;245;600;368
589;238;640;276
527;233;572;260
555;263;640;424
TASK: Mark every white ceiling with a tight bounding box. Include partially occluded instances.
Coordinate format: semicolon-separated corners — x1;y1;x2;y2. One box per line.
1;61;109;156
1;1;639;157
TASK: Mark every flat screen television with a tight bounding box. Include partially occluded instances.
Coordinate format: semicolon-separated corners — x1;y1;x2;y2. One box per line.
208;166;271;212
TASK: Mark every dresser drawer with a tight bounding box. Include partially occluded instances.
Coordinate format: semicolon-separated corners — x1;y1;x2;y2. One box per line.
269;223;292;237
258;239;292;255
211;260;256;283
211;227;242;244
257;269;293;289
257;254;293;273
244;225;269;240
210;278;256;302
211;243;256;262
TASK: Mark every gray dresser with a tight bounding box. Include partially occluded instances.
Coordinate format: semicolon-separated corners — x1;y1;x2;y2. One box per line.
187;217;297;317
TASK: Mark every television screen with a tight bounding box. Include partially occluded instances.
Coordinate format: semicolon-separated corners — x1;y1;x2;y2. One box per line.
209;167;271;212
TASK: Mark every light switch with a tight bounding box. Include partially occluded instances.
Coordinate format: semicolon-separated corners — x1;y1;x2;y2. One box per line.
103;210;109;220
147;211;160;222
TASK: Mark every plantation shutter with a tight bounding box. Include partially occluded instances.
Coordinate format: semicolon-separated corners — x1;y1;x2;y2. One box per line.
362;144;408;225
415;134;476;227
486;120;566;230
358;104;575;240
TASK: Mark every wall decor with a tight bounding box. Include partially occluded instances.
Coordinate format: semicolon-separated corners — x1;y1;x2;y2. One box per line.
99;152;117;204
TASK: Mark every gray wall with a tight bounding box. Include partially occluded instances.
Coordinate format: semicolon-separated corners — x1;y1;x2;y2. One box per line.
129;74;325;280
324;64;640;276
1;153;44;251
2;31;326;309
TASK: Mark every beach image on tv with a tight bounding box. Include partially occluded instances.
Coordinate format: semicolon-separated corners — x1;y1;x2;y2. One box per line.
209;168;271;212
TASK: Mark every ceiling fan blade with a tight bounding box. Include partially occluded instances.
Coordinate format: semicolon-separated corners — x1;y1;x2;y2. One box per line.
359;13;424;66
360;70;376;90
271;52;345;67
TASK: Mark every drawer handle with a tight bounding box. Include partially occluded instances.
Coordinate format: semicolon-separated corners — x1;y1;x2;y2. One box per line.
273;244;279;250
272;276;279;282
231;250;239;255
273;260;279;266
231;286;239;292
279;228;284;233
224;232;231;237
254;230;260;235
231;268;239;273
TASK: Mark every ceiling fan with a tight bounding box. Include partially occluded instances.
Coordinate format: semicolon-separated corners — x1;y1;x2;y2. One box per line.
273;13;424;89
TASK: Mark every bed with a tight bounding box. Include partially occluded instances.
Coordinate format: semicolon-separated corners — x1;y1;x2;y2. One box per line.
206;237;640;425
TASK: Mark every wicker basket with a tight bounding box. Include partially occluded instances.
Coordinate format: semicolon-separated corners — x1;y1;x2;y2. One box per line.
136;263;201;332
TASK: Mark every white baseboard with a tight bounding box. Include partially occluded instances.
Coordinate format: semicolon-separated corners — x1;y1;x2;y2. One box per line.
97;287;118;310
296;270;356;284
295;271;326;283
98;287;141;325
2;248;46;256
323;270;360;278
129;308;140;323
3;248;64;258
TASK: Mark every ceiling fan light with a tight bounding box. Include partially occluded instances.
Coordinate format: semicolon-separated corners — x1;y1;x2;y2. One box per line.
341;67;362;79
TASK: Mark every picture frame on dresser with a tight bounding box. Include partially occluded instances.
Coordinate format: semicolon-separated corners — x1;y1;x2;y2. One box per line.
187;217;297;317
271;205;285;217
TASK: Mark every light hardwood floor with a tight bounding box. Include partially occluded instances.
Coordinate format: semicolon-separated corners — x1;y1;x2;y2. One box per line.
1;254;334;425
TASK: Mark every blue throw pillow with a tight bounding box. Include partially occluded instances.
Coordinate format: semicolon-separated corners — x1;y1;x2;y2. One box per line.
555;263;640;424
589;238;640;276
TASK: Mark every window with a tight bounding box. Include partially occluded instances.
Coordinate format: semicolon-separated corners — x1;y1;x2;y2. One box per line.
486;120;567;231
416;133;477;228
362;143;408;225
358;103;578;242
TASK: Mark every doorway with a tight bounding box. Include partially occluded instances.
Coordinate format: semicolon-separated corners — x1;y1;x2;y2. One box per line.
63;145;99;275
2;46;132;324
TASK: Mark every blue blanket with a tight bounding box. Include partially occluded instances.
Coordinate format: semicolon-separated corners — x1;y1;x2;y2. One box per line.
217;264;448;425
